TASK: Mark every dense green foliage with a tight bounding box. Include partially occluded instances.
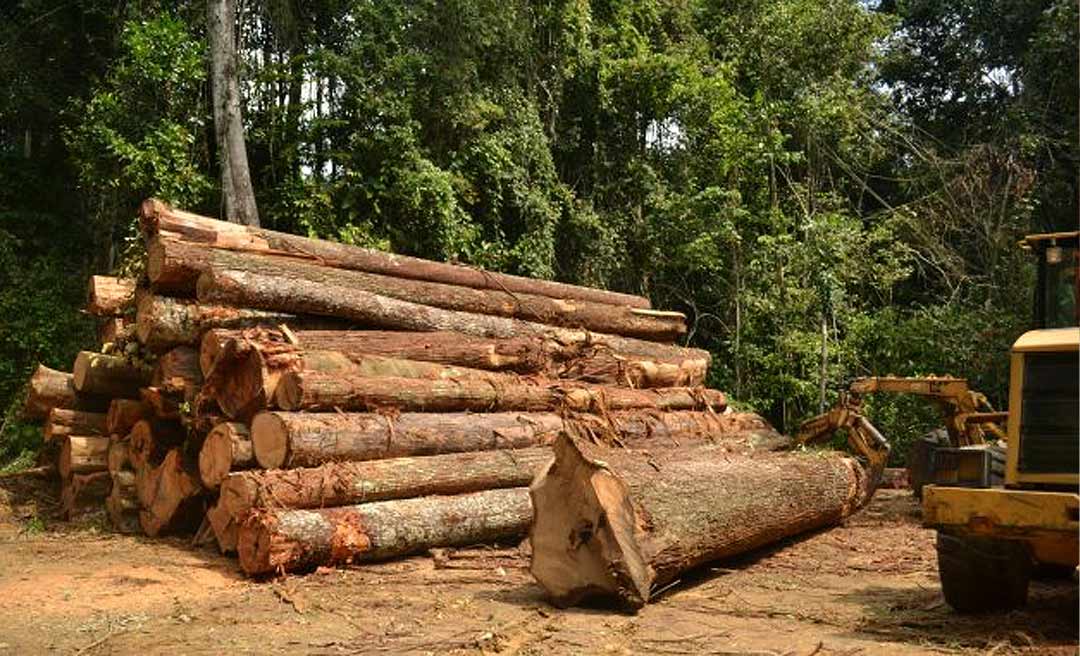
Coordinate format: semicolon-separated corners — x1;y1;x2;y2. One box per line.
0;0;1075;466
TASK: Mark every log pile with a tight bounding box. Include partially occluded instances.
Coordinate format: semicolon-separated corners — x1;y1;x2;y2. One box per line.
16;199;881;592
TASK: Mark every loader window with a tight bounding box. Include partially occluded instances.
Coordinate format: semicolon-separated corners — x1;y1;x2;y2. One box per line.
1034;241;1079;329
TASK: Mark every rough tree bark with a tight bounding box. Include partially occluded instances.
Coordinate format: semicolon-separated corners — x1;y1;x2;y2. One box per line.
207;0;259;226
529;433;877;609
149;238;682;340
22;365;109;420
107;469;141;534
249;409;770;470
142;198;650;309
44;408;107;441
72;351;150;398
136;293;348;352
251;410;559;469
197;269;694;363
237;487;533;576
221;447;551;525
86;275;135;316
198;421;253;489
275;371;726;415
199;328;708;389
205;339;508;420
98;317;127;347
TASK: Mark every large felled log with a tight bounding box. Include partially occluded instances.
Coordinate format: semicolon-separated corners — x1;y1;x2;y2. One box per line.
86;275;135;316
200;328;548;377
197;269;699;363
58;436;110;479
201;328;709;393
142;198;650;309
275;371;726;415
138;449;204;537
224;447;552;527
106;399;149;435
21;365;108;420
135;294;347;352
249;409;764;470
207;340;507;420
252;411;561;468
529;433;876;609
43;408;107;441
198;422;253;488
60;471;112;519
72;351;150;398
238;487;532;576
151;238;682;340
152;346;203;393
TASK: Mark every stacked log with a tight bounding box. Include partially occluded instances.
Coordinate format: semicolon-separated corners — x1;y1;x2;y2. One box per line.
19;200;881;591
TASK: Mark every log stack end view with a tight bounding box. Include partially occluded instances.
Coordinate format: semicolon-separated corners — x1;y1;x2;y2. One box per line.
19;198;885;608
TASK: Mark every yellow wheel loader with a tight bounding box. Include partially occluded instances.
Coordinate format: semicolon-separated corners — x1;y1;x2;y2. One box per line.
923;231;1078;613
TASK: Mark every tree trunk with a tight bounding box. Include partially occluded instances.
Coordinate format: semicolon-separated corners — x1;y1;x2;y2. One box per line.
207;0;260;226
207;341;518;420
142;199;650;309
138;448;204;537
86;275;136;316
60;471;112;519
275;371;726;415
44;408;107;441
221;448;551;528
237;487;532;576
136;293;348;352
58;436;110;479
151;346;204;394
22;365;109;420
249;409;766;470
251;411;562;468
150;238;683;340
197;269;693;363
198;421;253;489
199;328;708;389
106;399;149;436
529;433;876;609
199;328;549;377
72;351;150;398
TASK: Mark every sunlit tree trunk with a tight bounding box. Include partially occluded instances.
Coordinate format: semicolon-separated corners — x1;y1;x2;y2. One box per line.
208;0;260;227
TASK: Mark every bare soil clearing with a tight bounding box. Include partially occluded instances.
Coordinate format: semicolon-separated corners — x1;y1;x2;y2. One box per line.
0;478;1074;655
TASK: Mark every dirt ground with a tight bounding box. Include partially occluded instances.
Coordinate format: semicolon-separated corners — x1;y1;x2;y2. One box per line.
0;475;1075;656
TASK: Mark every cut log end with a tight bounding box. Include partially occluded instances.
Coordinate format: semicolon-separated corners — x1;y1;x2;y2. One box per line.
198;421;253;488
528;440;650;609
251;412;288;468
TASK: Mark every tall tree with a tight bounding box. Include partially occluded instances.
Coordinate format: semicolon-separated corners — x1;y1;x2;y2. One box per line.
208;0;260;226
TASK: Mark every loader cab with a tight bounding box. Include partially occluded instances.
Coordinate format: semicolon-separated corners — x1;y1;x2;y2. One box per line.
1024;231;1079;330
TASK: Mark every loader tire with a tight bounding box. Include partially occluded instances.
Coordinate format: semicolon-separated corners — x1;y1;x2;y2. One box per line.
907;429;946;499
936;530;1031;613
